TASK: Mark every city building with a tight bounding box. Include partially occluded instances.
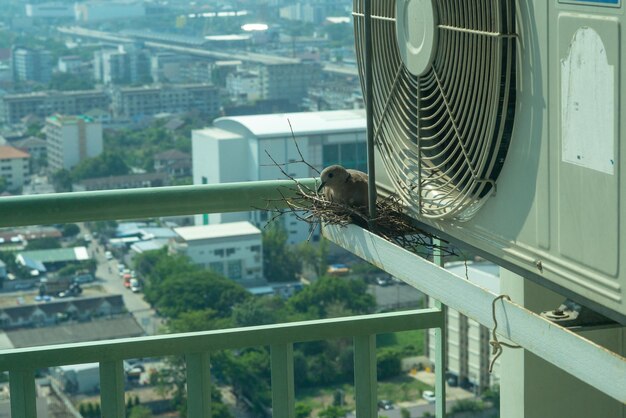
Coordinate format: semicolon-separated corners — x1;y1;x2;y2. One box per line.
170;221;263;281
57;56;83;74
45;114;103;171
93;43;151;85
427;262;501;394
12;136;46;172
226;70;262;103
0;90;109;125
12;47;52;84
153;149;191;178
0;145;30;191
75;172;169;191
112;84;220;120
74;0;146;23
191;109;366;243
16;246;91;274
25;2;75;19
260;62;320;104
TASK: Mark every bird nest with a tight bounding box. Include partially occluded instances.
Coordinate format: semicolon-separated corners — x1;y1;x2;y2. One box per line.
267;179;456;258
261;121;456;259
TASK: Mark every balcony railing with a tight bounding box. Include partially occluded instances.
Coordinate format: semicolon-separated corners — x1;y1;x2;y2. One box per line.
0;179;448;418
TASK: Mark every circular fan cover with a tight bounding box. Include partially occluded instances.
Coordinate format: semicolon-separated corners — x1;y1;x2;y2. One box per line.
354;0;516;220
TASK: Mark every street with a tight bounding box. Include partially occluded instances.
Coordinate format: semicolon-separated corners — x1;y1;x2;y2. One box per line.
86;231;163;335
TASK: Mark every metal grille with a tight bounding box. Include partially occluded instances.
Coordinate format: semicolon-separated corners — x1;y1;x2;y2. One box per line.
354;0;516;220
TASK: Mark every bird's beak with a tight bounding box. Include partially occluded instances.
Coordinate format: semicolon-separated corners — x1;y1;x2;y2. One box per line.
317;182;325;193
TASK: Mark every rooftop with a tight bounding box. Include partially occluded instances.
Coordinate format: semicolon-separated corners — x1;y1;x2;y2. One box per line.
174;221;261;241
214;109;366;138
0;145;29;160
46;114;95;124
18;247;90;264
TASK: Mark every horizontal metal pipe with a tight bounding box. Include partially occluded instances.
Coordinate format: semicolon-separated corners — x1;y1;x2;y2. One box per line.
0;179;317;228
0;309;442;371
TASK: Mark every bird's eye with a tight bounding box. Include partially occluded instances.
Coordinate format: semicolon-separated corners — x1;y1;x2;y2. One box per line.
328;173;334;178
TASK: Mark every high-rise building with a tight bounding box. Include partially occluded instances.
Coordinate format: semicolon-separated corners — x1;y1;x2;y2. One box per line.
93;44;151;85
191;109;366;243
12;47;52;84
45;114;103;171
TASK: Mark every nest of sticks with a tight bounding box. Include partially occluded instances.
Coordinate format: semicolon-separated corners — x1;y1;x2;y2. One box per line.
263;127;456;259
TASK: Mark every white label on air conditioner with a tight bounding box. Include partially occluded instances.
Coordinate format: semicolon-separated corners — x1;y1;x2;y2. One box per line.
561;27;615;175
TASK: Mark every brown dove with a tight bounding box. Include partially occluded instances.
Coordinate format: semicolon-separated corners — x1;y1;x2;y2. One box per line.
317;165;369;213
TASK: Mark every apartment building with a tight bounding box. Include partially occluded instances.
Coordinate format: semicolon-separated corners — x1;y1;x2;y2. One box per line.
260;62;320;104
427;262;501;394
0;145;30;191
93;44;151;85
170;222;263;281
12;47;52;84
112;84;220;120
1;90;109;125
45;114;103;171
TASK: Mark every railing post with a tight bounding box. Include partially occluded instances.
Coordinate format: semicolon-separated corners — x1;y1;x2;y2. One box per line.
433;239;447;418
99;360;126;418
186;352;211;418
354;334;377;417
9;369;36;418
271;343;295;418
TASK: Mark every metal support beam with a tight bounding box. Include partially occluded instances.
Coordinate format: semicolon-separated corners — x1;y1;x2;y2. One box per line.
0;178;317;227
432;239;446;418
271;344;295;418
9;369;36;418
187;352;211;418
354;334;377;418
99;360;125;418
323;224;626;403
363;0;377;220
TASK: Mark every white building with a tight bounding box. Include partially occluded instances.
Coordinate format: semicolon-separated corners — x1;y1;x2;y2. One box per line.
170;222;263;281
0;145;30;191
25;2;75;19
74;0;145;23
192;109;366;244
427;262;501;394
45;114;103;171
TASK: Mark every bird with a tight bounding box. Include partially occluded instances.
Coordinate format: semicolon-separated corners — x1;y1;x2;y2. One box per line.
317;165;369;213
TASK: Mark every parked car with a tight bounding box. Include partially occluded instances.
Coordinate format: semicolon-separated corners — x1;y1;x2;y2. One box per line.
376;276;393;286
378;400;394;410
105;251;113;260
422;390;436;403
327;264;351;276
73;273;94;284
130;278;141;293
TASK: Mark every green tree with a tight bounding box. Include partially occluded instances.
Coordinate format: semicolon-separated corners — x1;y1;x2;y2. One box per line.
71;151;130;181
52;169;73;192
231;295;288;327
295;403;313;418
262;224;301;282
0;177;7;194
400;408;411;418
288;276;375;318
25;237;61;250
152;270;249;319
482;385;500;408
128;405;153;418
318;405;348;418
49;72;95;91
377;348;402;380
297;237;329;278
62;223;80;237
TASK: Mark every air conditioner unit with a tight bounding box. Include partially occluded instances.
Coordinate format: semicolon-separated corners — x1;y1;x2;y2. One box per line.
354;0;626;324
